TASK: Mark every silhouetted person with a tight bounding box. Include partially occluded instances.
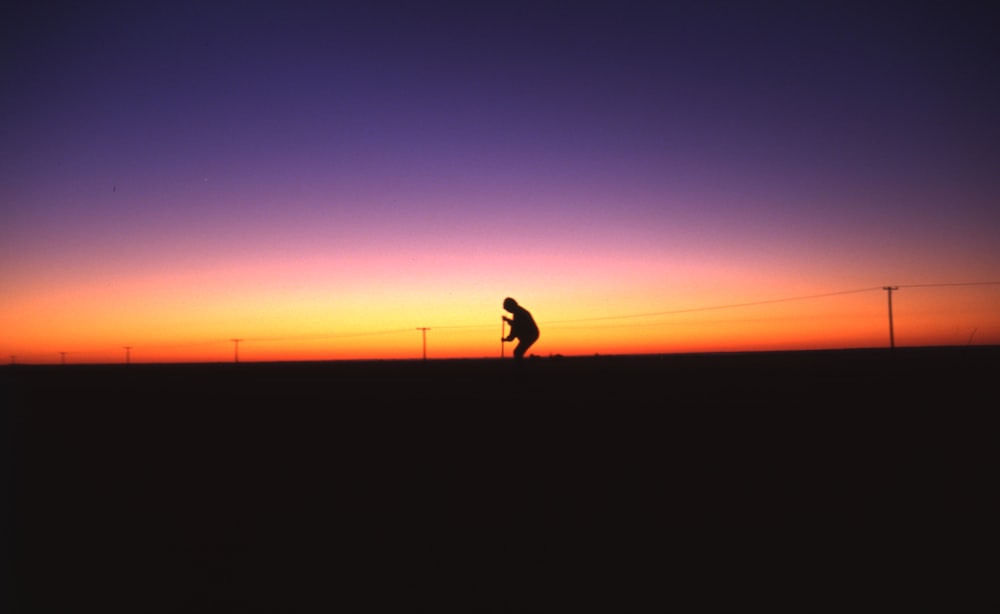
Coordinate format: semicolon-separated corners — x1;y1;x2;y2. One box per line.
502;297;539;365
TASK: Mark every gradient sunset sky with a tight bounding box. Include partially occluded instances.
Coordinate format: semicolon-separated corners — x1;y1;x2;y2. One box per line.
2;1;998;363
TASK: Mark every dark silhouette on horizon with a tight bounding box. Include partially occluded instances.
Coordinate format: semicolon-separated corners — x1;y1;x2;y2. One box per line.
502;297;539;366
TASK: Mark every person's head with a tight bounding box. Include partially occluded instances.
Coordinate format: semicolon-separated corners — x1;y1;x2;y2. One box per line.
503;297;517;312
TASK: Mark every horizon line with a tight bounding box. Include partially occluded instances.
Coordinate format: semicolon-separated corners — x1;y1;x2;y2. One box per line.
6;343;998;368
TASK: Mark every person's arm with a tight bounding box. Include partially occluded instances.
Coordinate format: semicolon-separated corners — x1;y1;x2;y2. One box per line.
503;317;517;341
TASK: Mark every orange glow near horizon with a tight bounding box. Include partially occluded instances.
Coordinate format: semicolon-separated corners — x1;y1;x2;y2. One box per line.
4;273;998;364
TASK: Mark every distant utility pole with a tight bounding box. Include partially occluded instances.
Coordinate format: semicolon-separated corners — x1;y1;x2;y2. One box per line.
231;339;243;363
123;346;132;365
501;316;506;359
416;328;431;361
60;351;67;365
883;286;899;349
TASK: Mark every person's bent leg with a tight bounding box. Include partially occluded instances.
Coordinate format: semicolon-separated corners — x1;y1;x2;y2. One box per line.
521;335;537;356
513;343;526;363
513;335;537;365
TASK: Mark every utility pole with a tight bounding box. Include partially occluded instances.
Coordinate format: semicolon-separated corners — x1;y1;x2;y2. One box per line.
416;328;430;361
231;339;243;363
123;346;132;365
501;316;506;359
883;286;899;349
60;351;67;365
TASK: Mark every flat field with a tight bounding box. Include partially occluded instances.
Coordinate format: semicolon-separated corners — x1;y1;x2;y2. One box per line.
5;347;996;611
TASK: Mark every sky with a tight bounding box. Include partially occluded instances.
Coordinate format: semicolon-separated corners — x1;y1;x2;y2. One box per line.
2;1;998;363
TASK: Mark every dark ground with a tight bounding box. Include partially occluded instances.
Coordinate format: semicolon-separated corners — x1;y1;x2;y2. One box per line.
4;347;997;612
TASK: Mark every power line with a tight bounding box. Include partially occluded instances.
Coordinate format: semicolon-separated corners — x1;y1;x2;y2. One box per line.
540;281;1000;327
898;281;1000;289
244;328;414;343
428;323;497;331
142;339;232;349
543;287;885;325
